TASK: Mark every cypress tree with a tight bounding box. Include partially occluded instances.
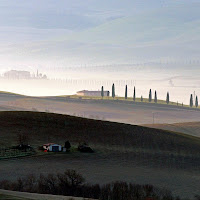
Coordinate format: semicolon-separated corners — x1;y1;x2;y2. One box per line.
154;90;157;103
133;86;136;101
125;85;128;99
166;92;169;104
101;86;104;99
195;96;198;108
190;94;193;107
149;89;152;102
112;83;115;99
141;95;143;102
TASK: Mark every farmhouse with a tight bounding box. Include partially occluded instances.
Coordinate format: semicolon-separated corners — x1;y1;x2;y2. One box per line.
77;90;110;97
4;70;31;79
43;143;62;152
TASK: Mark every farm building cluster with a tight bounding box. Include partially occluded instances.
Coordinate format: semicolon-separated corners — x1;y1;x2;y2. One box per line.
43;143;63;152
42;142;94;153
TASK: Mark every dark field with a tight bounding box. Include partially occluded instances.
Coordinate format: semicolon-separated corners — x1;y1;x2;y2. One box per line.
0;194;29;200
1;152;200;198
0;111;200;198
0;111;200;155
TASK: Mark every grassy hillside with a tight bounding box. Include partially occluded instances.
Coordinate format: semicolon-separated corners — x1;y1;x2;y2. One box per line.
1;111;200;157
3;94;200;125
144;122;200;138
0;91;24;102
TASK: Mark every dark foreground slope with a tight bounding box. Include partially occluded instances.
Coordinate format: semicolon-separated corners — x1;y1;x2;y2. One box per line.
0;111;200;197
0;111;200;156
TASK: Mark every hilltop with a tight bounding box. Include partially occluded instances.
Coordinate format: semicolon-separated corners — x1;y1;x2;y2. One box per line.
0;92;200;124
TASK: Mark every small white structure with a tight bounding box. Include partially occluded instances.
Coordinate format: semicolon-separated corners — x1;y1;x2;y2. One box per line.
77;90;110;97
43;143;62;152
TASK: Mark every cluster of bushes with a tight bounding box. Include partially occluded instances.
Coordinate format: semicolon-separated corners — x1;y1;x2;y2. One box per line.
0;169;195;200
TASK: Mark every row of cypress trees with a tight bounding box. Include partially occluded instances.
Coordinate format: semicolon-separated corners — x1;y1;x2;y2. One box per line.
190;94;198;108
148;90;169;104
101;84;199;107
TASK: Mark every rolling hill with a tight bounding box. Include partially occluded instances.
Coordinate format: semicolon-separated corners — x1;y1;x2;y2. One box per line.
0;111;200;156
1;111;200;197
144;121;200;137
2;95;200;125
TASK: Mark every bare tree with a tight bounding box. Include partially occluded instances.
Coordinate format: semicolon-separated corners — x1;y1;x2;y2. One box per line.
16;132;29;145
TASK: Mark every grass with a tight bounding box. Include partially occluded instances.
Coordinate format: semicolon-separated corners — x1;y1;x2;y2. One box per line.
61;95;197;109
0;90;188;108
0;90;198;110
0;194;31;200
0;150;35;160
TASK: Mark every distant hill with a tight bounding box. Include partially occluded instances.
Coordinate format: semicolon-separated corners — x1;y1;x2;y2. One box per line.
3;96;200;125
0;91;24;102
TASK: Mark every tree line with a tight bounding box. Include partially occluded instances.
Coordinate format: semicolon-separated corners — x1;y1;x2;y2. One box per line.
1;169;198;200
101;84;199;108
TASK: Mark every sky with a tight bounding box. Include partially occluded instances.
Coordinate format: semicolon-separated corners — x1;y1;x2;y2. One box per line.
0;0;200;65
0;0;199;102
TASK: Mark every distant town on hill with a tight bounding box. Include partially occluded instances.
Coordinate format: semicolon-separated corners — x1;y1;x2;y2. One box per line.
1;70;47;80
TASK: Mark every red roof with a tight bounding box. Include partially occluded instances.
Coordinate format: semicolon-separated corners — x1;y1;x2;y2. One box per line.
43;143;55;146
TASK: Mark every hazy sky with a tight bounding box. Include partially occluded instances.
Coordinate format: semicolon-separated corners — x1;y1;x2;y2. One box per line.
0;0;199;66
0;0;199;101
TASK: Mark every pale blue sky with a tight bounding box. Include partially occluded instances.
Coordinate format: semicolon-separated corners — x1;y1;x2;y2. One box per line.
0;0;199;67
0;0;199;100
